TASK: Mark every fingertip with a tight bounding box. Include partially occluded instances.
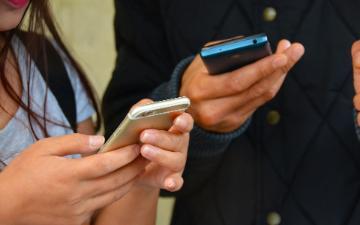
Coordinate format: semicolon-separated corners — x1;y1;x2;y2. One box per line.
352;41;360;56
174;113;194;132
164;176;184;192
289;43;305;61
130;99;154;110
353;52;360;68
293;43;305;53
140;130;155;143
276;39;291;53
89;135;105;151
165;178;176;191
140;144;158;159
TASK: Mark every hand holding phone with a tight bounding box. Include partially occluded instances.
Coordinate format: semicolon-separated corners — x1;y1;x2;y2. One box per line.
99;97;190;153
100;97;193;192
180;38;305;133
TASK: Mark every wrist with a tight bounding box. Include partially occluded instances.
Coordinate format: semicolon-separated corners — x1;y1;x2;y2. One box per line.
133;183;160;197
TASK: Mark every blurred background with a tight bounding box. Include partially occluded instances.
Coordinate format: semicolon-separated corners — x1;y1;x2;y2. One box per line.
51;0;174;224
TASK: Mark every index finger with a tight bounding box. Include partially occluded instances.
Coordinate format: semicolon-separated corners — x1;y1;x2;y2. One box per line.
352;41;360;93
198;53;287;99
74;144;141;179
130;99;154;110
169;113;194;134
202;42;304;99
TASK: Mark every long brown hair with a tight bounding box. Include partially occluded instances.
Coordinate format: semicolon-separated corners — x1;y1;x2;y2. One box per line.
0;0;101;139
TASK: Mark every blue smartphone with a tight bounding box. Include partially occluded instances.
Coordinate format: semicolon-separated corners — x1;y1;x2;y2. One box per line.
200;33;272;75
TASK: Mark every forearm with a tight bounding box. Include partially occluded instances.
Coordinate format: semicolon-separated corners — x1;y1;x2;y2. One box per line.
94;186;159;225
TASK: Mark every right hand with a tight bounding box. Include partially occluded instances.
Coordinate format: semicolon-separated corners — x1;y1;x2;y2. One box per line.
180;39;305;133
0;134;146;225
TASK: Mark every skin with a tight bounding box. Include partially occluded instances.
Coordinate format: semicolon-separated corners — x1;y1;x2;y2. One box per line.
352;41;360;125
0;1;194;225
180;39;305;133
94;106;193;225
0;0;29;31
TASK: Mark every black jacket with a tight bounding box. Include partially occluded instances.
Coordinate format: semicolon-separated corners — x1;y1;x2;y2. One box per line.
103;0;360;224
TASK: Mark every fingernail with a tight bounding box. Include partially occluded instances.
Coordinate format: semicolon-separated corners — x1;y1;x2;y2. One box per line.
141;131;156;143
290;45;305;61
89;136;105;150
175;116;187;130
166;179;176;190
283;40;291;49
272;55;288;68
142;145;157;157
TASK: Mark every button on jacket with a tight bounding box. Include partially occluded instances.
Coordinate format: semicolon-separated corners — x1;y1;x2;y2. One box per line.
103;1;360;225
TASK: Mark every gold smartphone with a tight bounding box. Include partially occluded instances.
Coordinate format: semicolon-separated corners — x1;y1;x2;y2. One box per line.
98;97;191;153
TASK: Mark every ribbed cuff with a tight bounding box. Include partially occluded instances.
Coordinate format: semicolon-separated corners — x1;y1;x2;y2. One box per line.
150;56;251;158
150;56;194;101
354;109;360;141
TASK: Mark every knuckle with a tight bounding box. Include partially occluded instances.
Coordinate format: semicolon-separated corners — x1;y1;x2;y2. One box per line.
172;161;185;172
66;192;83;207
257;63;271;78
110;175;123;190
227;78;241;92
187;87;204;102
94;157;112;174
200;111;221;127
278;65;289;75
264;89;277;100
124;145;140;160
72;206;87;217
173;137;185;152
250;85;265;99
34;138;48;149
163;133;174;147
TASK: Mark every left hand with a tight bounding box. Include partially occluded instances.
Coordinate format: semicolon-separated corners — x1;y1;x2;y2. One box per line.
134;99;194;192
353;41;360;125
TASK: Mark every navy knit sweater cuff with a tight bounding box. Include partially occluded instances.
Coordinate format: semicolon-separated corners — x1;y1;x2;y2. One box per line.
150;56;251;158
354;109;360;141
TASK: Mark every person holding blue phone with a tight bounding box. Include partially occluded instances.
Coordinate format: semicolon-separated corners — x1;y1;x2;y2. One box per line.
103;1;360;225
0;0;193;224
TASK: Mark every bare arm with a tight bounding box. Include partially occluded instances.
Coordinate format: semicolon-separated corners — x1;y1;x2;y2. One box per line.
94;187;159;225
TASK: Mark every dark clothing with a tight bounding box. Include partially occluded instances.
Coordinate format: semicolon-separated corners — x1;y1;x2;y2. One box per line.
103;0;360;224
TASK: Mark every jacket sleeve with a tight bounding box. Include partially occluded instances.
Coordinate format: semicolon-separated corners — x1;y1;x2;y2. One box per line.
354;109;360;140
103;0;250;197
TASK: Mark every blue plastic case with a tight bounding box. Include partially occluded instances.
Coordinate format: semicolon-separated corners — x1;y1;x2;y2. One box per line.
200;33;272;75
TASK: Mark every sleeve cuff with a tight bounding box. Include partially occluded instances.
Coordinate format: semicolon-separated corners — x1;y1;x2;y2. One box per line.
188;118;251;158
354;109;360;141
150;56;251;158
